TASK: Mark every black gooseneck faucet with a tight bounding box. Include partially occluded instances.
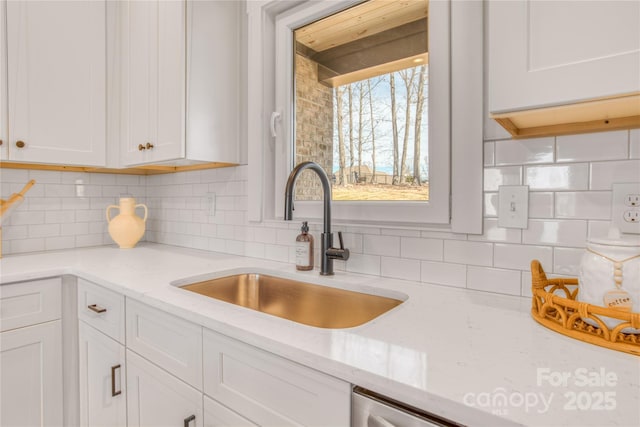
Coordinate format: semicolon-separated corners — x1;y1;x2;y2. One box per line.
284;161;349;275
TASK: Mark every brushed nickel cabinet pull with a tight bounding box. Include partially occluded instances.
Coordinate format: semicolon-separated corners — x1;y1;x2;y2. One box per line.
15;140;25;148
111;364;122;397
87;304;106;314
183;415;195;427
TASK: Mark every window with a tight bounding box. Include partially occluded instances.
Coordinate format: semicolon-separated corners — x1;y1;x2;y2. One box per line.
247;0;483;233
292;2;429;202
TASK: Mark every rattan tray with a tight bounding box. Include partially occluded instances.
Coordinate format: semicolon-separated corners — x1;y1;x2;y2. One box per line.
530;260;640;356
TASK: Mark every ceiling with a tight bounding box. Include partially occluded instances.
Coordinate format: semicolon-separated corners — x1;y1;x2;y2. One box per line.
295;0;429;87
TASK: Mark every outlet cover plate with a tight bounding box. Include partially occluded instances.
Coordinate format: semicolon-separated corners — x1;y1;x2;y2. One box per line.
498;185;529;229
612;183;640;234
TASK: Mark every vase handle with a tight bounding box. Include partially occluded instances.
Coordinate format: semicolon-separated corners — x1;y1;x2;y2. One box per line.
136;204;148;222
106;205;119;223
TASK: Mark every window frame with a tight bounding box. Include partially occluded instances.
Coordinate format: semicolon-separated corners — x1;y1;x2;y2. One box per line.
247;0;483;233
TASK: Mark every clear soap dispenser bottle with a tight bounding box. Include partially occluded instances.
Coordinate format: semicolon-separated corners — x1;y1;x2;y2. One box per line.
296;221;314;271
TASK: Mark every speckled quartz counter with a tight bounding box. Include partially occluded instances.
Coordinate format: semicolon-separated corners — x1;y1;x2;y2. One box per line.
1;244;638;427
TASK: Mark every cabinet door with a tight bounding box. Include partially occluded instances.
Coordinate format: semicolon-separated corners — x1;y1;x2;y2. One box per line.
0;0;7;160
6;0;106;166
127;350;203;427
121;0;185;166
204;396;256;427
78;322;126;427
489;1;640;113
0;320;63;427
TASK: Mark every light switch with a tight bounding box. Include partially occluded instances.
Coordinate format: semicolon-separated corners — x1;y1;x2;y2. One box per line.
498;185;529;229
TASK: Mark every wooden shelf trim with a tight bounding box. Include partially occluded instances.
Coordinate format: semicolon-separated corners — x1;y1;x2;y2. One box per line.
0;161;238;175
491;92;640;139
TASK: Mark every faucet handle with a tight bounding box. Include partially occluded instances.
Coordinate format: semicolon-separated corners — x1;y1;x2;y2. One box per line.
326;232;350;262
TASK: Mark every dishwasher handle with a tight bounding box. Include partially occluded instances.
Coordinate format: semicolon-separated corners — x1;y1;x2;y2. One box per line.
369;415;396;427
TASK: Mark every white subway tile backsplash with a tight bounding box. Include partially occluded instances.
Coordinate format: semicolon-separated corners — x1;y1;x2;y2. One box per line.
10;211;45;226
420;261;466;288
522;219;587;247
2;130;631;300
345;253;381;275
554;192;611;220
30;170;62;184
529;192;554;218
484;166;522;191
400;237;443;261
444;240;493;266
553;247;583;276
363;235;400;257
521;271;533;298
45;210;76;224
11;238;45;253
494;243;552;271
468;219;521;243
556;130;628;162
494;137;554;165
484;193;498;217
467;266;521;296
45;236;76;251
631;129;640;159
590;160;640;190
381;257;421;281
587;220;612;240
525;164;589;190
29;224;60;238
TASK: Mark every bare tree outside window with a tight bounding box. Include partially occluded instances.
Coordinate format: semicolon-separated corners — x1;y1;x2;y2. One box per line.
293;0;429;202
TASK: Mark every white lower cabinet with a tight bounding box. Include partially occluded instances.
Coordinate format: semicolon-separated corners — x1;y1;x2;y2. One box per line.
74;286;351;427
127;350;203;427
203;329;351;427
204;396;256;427
0;278;63;427
78;321;126;427
1;321;63;427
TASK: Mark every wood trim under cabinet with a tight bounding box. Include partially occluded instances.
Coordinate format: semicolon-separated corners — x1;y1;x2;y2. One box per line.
0;161;238;175
491;92;640;139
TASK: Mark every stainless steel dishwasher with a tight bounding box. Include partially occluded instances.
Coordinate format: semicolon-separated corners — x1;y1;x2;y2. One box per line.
352;387;464;427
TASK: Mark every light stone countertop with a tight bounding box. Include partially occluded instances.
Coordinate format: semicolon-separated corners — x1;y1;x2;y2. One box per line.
1;243;638;427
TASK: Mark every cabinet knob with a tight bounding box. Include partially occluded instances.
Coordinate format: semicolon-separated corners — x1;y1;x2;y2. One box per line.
145;142;154;150
0;139;3;146
15;140;25;148
138;144;146;151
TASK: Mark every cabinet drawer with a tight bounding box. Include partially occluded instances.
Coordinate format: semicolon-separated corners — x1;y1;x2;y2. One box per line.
126;299;202;389
78;279;125;343
203;329;350;427
0;277;61;332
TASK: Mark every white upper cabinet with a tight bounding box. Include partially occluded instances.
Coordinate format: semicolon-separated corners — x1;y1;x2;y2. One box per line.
120;0;241;167
5;0;106;166
489;0;640;112
488;1;640;138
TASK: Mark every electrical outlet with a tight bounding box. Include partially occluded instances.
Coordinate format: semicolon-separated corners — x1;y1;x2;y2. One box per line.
612;183;640;234
625;194;640;207
624;211;640;223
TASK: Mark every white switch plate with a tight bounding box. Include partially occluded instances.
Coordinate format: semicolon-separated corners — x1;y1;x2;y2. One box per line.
498;185;529;229
612;183;640;234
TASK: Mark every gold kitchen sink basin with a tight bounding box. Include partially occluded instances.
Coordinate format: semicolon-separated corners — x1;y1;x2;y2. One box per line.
179;273;404;328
